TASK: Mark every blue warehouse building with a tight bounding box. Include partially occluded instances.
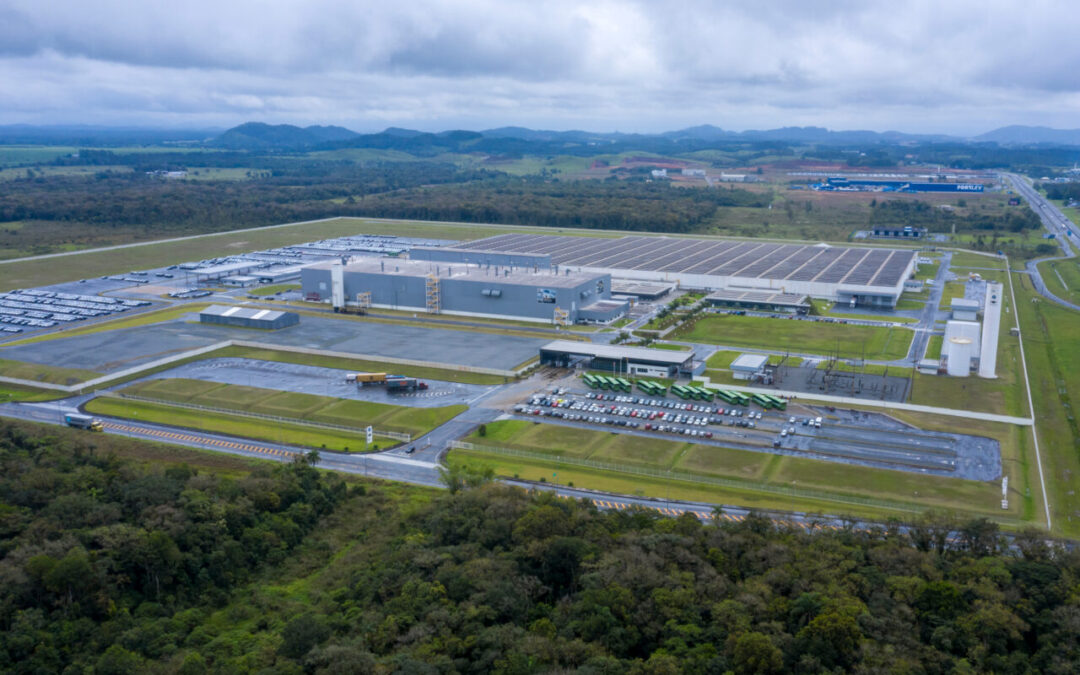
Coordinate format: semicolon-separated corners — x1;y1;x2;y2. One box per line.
301;258;627;325
817;177;985;193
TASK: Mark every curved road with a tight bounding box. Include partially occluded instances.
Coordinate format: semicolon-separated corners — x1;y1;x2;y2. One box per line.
1006;173;1080;311
0;399;893;534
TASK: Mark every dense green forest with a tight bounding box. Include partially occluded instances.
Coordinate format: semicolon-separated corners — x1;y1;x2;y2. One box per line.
350;179;768;232
1;420;1077;673
1039;182;1080;202
0;167;767;254
870;199;1054;257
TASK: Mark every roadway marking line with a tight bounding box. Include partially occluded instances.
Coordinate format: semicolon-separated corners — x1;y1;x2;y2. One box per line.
102;421;298;460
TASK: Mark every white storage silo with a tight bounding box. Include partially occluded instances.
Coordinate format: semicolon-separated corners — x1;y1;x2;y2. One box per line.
330;263;345;309
946;337;974;377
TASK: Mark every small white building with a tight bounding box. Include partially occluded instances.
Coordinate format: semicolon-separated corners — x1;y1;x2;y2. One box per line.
944;320;982;375
730;353;769;380
682;168;706;177
951;297;980;321
720;173;748;182
651;169;668;178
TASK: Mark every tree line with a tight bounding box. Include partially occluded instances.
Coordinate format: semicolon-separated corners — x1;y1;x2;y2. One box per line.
0;419;1077;673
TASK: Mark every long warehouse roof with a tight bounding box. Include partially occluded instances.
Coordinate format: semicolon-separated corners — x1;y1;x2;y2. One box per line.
540;340;694;365
455;234;915;288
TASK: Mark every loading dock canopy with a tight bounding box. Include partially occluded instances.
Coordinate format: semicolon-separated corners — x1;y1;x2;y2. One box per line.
540;340;694;367
705;289;810;311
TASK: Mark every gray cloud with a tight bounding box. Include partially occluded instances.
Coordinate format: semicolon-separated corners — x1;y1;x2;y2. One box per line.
0;0;1076;133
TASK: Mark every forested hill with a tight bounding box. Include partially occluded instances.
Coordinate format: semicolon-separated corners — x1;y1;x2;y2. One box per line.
0;420;1078;673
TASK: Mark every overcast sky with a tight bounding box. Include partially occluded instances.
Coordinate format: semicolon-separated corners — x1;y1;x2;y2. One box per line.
1;0;1077;134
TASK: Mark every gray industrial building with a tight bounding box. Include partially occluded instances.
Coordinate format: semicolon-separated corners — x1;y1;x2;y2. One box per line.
301;259;627;324
446;234;918;308
539;341;694;378
199;305;299;330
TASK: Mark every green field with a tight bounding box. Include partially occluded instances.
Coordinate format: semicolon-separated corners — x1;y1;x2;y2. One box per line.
0;357;101;385
247;283;301;296
937;281;969;309
914;259;941;280
452;419;1020;522
672;314;913;361
1012;270;1080;537
116;378;466;437
1037;258;1080;306
649;342;692;351
85;397;394;452
947;251;1007;269
925;334;943;360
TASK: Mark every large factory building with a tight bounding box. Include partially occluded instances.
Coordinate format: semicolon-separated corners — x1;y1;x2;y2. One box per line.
444;234;917;308
301;259;627;324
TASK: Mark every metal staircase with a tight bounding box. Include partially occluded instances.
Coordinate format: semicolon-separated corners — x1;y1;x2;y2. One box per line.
425;275;440;314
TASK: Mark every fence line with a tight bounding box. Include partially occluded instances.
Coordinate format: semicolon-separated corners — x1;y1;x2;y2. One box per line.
101;391;411;442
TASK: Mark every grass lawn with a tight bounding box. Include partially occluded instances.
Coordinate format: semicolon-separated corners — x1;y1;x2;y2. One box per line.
85;397;394;453
895;298;926;311
947;251;1007;269
937;281;968;309
118;378;466;437
650;342;692;351
925;335;943;360
914;260;941;281
1012;270;1080;537
705;350;741;369
0;382;66;402
1037;258;1080;306
0;357;101;385
454;419;1025;524
247;283;301;296
672;314;913;361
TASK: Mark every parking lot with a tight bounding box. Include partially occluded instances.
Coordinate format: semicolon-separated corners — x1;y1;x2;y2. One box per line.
0;288;150;334
509;386;1000;479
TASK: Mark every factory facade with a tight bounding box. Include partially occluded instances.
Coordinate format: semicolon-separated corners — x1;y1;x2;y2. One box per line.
301;259;627;324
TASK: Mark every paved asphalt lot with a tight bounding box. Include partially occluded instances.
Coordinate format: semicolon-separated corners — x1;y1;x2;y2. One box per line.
123;357;496;408
0;312;548;372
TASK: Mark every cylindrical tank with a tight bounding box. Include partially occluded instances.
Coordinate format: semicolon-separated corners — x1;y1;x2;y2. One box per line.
946;337;973;377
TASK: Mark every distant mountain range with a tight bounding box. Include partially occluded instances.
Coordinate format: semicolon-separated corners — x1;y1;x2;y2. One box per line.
203;123;1080;152
972;125;1080;146
1;122;1079;149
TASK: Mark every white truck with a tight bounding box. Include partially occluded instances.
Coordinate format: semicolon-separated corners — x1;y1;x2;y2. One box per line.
65;414;103;432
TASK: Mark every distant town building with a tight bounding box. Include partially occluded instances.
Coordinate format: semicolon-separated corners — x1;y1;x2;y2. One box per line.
681;168;706;177
650;169;668;178
871;226;928;240
720;173;748;182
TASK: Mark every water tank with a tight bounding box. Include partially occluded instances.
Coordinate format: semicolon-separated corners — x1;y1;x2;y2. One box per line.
946;337;973;377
